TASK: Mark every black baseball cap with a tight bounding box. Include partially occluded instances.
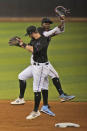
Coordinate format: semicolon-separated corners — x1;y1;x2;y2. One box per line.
25;26;37;36
42;17;53;24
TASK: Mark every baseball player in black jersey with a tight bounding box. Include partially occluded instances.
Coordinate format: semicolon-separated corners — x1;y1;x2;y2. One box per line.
11;18;75;108
11;26;56;119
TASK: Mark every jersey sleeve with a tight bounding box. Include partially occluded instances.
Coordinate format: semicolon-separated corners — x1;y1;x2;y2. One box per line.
43;26;65;37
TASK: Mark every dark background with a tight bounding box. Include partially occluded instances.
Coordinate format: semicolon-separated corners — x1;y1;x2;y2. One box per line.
0;0;87;17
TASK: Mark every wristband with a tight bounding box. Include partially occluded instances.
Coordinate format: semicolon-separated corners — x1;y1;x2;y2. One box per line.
21;43;27;48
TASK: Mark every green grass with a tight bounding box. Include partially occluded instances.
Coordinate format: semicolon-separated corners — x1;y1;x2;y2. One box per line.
0;22;87;102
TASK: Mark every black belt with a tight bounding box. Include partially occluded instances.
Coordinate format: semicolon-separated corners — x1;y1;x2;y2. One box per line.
33;62;49;66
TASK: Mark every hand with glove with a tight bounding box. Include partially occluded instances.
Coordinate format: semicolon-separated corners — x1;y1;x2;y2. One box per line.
54;6;70;20
8;36;33;52
54;6;70;32
8;36;26;48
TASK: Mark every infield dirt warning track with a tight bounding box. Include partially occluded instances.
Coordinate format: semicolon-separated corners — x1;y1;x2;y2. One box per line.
0;101;87;131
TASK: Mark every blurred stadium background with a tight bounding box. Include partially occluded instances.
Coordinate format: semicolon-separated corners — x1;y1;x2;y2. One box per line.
0;0;87;101
0;0;87;18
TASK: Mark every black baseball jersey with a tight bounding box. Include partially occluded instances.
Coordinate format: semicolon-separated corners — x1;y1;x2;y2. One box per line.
28;27;53;63
30;36;49;63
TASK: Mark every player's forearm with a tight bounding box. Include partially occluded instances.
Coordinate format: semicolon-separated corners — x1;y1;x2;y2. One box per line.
43;25;64;37
43;27;61;37
43;27;60;37
19;42;33;53
58;20;65;32
25;45;33;53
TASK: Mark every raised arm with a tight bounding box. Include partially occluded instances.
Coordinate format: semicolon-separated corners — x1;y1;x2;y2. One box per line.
56;20;65;34
43;21;65;37
43;17;65;37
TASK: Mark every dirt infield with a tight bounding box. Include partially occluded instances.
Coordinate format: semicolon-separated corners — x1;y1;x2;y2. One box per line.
0;101;87;131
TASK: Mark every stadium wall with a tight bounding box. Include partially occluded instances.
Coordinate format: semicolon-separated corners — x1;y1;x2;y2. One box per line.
0;0;87;17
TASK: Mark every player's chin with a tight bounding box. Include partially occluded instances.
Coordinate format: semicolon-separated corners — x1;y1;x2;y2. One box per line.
45;27;50;31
